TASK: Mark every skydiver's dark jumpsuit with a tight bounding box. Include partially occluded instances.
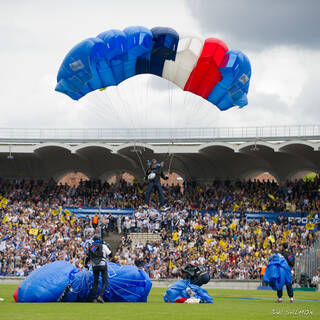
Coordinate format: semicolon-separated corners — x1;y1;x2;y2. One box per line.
182;265;211;287
145;165;167;205
85;241;111;302
277;250;295;299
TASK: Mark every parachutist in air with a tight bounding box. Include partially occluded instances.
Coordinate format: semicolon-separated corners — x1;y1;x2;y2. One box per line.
145;159;168;207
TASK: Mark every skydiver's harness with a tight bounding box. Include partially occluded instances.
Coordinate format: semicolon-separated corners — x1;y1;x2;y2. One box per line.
183;266;207;280
196;266;208;277
88;240;105;264
147;165;161;180
131;143;175;178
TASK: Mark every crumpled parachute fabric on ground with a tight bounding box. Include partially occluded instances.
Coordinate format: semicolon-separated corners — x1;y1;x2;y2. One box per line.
163;280;213;303
14;261;152;303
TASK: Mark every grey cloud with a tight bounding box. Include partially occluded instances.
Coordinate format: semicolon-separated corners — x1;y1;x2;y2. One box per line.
185;0;320;50
214;93;292;127
291;74;320;124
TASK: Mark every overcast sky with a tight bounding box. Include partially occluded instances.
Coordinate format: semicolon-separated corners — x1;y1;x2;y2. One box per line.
0;0;319;129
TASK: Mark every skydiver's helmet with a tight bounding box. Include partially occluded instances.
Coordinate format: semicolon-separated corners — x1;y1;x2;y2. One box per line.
93;234;101;242
150;159;157;168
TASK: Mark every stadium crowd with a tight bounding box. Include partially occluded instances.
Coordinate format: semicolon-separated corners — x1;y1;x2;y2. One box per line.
115;209;319;280
0;177;319;279
1;176;320;212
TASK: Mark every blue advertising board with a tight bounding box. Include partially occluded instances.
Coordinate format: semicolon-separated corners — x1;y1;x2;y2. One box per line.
64;207;319;225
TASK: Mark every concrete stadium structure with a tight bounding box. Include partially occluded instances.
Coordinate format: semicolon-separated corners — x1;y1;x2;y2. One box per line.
1;125;320;183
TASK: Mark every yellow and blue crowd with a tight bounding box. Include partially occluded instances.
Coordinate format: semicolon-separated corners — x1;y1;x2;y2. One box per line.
0;177;319;279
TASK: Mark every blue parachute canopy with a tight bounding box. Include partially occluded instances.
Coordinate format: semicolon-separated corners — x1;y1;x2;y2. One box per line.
123;26;153;78
16;261;152;303
163;280;213;303
55;38;110;100
207;50;251;110
97;29;128;85
17;261;77;302
263;254;292;291
56;25;251;112
149;27;179;76
105;263;152;302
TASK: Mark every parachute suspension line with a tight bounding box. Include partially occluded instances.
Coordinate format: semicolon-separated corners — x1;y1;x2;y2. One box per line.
189;98;203;126
108;87;125;126
114;86;136;128
135;77;143;127
185;95;195;127
104;89;126;126
90;97;116;121
89;88;124;126
133;78;142;127
182;91;189;127
186;96;204;127
170;82;173;127
83;102;114;124
144;76;149;127
166;140;175;174
168;80;172;127
196;99;206;124
81;90;117;122
146;76;152;126
162;151;171;166
122;81;139;128
138;77;143;126
185;90;200;127
133;144;146;176
185;58;206;125
168;153;174;175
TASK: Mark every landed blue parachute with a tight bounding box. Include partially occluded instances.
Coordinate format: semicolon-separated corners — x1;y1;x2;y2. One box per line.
263;254;292;291
163;280;213;303
14;261;152;303
55;26;251;111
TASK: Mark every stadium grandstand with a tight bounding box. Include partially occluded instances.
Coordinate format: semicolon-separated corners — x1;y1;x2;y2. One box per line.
0;125;319;288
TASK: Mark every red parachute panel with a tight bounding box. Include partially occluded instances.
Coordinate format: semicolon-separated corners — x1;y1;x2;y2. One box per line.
184;38;228;99
13;284;20;302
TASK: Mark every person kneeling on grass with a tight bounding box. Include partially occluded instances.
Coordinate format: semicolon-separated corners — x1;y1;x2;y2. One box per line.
182;264;211;287
85;234;112;303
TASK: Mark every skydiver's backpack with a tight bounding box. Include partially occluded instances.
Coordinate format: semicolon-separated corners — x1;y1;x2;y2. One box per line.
182;265;197;280
191;266;211;286
88;241;103;263
195;266;207;277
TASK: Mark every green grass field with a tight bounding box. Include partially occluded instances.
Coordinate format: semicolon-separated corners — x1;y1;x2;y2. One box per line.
1;285;319;320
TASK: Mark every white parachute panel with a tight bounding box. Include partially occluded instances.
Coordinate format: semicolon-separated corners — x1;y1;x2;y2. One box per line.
162;33;204;89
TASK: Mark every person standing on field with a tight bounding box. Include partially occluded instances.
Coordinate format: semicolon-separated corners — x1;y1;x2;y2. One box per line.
85;234;112;303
